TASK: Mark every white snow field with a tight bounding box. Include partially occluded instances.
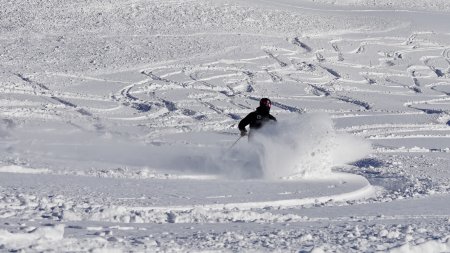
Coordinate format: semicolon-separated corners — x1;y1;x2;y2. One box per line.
1;0;450;251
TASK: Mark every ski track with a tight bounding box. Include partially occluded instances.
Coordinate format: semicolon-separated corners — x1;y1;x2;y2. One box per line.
1;31;449;140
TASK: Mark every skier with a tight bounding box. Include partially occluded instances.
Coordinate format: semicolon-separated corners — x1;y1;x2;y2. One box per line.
238;98;277;139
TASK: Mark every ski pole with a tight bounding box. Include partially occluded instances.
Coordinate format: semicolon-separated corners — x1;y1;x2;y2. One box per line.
227;135;243;151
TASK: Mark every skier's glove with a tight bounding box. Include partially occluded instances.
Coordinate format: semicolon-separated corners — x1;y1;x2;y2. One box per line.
240;130;247;137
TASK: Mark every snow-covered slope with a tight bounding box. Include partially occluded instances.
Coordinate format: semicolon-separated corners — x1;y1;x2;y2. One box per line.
308;0;450;12
1;0;450;252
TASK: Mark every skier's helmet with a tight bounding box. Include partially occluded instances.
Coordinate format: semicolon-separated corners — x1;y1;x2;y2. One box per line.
260;98;272;109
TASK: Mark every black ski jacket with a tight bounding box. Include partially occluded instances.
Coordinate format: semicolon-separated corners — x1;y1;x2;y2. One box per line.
238;107;277;133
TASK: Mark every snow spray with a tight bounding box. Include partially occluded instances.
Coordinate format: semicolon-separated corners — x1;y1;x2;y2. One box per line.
4;113;369;180
225;113;372;180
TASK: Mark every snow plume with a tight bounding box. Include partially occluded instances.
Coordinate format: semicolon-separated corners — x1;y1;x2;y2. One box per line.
0;119;14;138
227;113;372;180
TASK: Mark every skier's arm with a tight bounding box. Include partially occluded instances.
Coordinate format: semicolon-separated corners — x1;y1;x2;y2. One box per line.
269;114;277;122
238;113;254;132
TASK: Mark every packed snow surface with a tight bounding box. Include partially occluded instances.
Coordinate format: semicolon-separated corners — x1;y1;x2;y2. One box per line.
1;0;450;252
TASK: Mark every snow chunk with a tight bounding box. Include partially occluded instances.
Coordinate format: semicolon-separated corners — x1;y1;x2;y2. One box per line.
0;224;64;250
0;165;50;174
390;236;450;253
